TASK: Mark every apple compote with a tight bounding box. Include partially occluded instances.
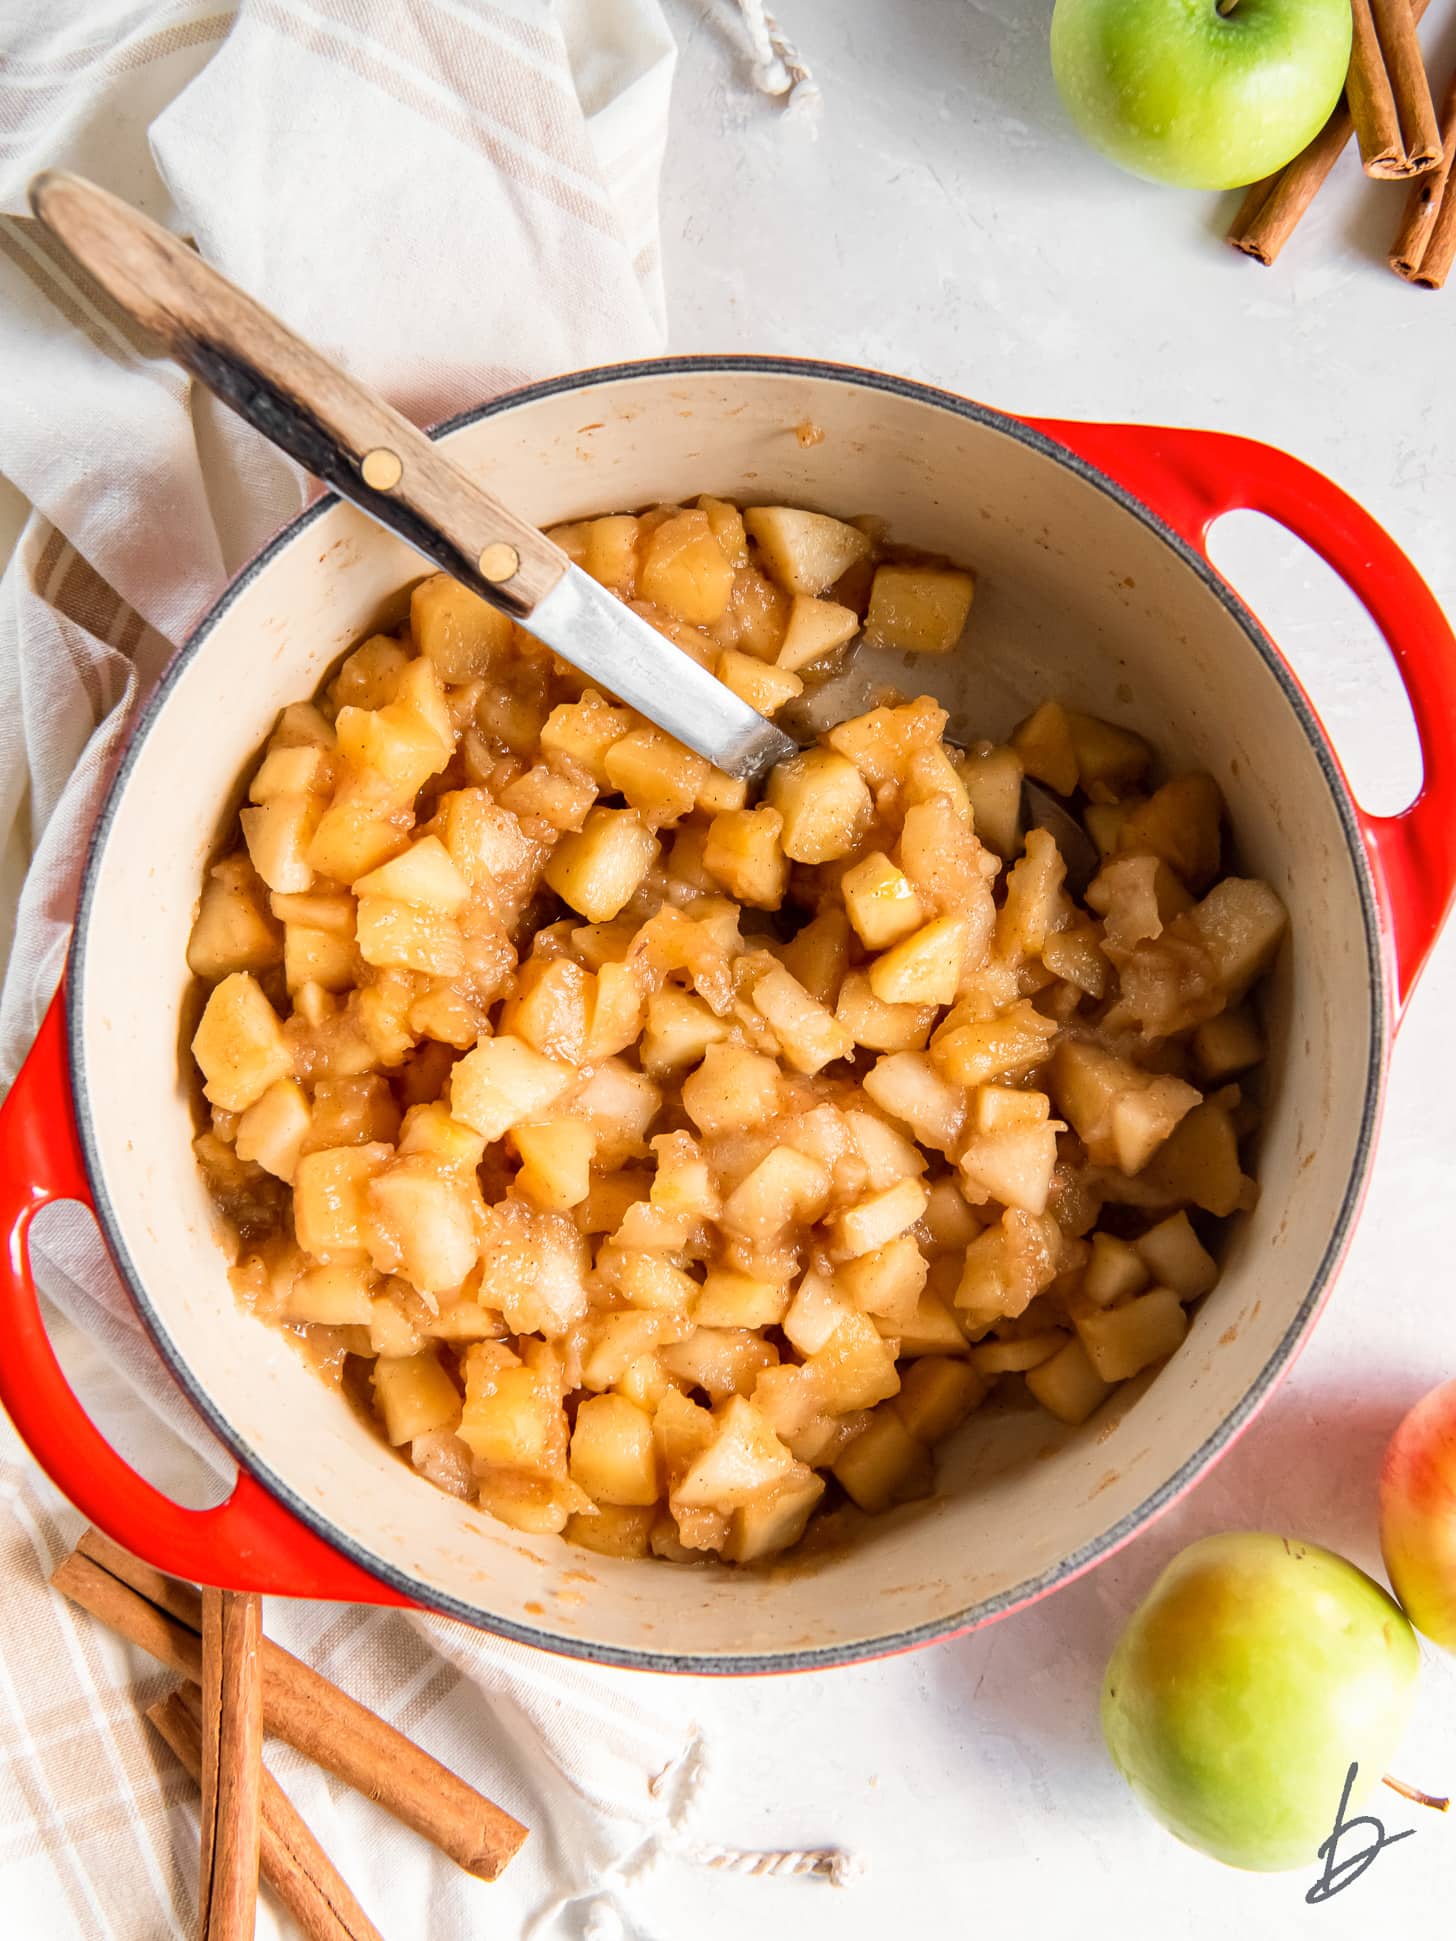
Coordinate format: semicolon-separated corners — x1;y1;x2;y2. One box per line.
187;495;1286;1565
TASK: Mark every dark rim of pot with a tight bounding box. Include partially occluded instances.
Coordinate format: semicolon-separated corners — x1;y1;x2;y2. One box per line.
67;355;1388;1675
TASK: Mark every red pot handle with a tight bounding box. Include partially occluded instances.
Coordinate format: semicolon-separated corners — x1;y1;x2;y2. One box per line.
1026;417;1456;1014
0;986;410;1606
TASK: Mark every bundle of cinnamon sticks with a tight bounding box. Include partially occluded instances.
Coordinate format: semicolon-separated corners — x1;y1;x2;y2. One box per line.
52;1529;528;1941
1228;0;1456;289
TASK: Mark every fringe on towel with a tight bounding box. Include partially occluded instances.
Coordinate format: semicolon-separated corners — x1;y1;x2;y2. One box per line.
734;0;821;121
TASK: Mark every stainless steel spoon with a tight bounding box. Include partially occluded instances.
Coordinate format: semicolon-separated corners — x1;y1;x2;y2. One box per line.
29;170;798;786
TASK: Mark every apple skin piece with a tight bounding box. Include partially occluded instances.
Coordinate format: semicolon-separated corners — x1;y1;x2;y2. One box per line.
1102;1532;1420;1871
1381;1377;1456;1653
1049;0;1353;192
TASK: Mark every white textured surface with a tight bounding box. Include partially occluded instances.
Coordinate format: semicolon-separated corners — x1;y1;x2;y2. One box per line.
631;2;1456;1932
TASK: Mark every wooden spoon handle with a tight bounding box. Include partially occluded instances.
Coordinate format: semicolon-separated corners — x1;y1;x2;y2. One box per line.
28;169;563;617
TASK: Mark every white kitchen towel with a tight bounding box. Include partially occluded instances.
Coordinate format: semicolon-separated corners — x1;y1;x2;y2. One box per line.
0;3;739;1937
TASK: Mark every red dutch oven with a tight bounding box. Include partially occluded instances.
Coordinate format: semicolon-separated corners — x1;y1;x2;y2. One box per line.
1;359;1453;1672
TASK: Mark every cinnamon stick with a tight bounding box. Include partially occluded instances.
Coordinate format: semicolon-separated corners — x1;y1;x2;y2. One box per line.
52;1539;527;1881
199;1590;263;1941
1391;66;1456;285
1229;0;1432;263
1370;0;1442;175
149;1689;386;1941
1349;0;1407;175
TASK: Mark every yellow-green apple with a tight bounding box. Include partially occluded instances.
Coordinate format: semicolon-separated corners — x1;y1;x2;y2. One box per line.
1381;1378;1456;1652
1102;1532;1420;1869
1050;0;1353;190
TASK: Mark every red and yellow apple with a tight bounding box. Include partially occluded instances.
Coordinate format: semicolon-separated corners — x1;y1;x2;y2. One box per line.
1381;1378;1456;1653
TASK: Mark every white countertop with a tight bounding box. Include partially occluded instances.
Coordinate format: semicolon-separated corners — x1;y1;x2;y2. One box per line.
633;3;1456;1933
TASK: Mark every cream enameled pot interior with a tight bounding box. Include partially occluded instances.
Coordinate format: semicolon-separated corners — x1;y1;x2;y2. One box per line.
73;364;1382;1669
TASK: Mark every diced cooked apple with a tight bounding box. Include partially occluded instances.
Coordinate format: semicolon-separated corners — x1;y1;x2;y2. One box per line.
715;648;804;718
918;1176;982;1252
1082;1231;1150;1307
571;513;638;596
776;594;859;672
1134;1210;1218;1296
306;792;410;886
996;828;1066;961
1025;1336;1113;1425
355;897;462;978
838;1234;928;1326
695;1269;790;1330
781;1270;854;1357
288;1260;376;1326
834;971;936;1053
956;1121;1061;1215
1119;774;1224;891
604;727;710;826
582;961;645;1062
697;495;749;567
332;635;409;712
336;660;453;806
862;563;974;654
701;806;788;909
672;1394;797;1508
894;1288;970;1356
862;1050;966;1155
539;690;634;786
373;1349;461;1445
1138;1101;1247;1216
1068;711;1151;800
764;749;872;864
1051;1040;1199;1175
832;1406;932;1512
640;987;731;1076
1192;1004;1264;1082
545;807;660;922
869;916;965;1007
235;1078;311;1182
959;742;1023;858
1074;1286;1188;1381
751;962;854;1075
192;972;292;1111
774;906;848;1009
806;1310;902;1411
1011;701;1078;797
826;696;947;787
1187;878;1287;998
970;1330;1068;1375
661;1327;778;1401
954;1207;1061;1327
563;1503;654;1558
570;1389;660;1506
366;1157;481;1294
841;852;924;950
722;1471;826;1563
929;1001;1057;1090
369;1289;424;1358
640;508;734;625
450;1035;575;1141
355;835;470;914
284;923;356;994
721;1148;832;1243
834;1176;928;1258
410;574;512;682
893;1356;986;1444
240;793;322;894
512;1120;596;1212
566;1059;662;1165
743;505;871;596
188;856;283;980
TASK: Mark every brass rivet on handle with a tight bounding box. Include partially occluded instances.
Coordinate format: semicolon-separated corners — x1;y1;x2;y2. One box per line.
478;542;519;584
360;447;402;491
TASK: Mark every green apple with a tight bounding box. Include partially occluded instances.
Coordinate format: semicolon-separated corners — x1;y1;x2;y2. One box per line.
1050;0;1353;190
1102;1532;1420;1870
1381;1378;1456;1652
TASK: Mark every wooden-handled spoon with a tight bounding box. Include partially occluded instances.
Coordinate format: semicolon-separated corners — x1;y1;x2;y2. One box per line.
28;170;798;786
